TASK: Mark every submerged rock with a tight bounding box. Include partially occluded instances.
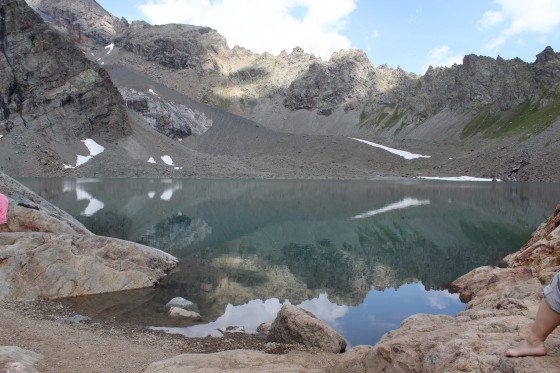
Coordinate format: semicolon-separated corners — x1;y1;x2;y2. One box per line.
165;297;197;311
218;326;245;334
168;307;202;321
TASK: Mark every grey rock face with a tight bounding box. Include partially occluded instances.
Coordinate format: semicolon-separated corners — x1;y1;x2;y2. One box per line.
283;50;377;116
379;49;560;129
25;0;128;45
1;0;129;138
25;0;560;148
116;22;229;73
0;0;131;175
268;304;347;353
119;87;212;138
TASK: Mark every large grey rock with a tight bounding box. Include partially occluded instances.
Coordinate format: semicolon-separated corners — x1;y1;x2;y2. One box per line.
267;304;347;353
116;21;229;73
0;172;90;235
0;172;177;301
0;232;177;300
0;346;42;373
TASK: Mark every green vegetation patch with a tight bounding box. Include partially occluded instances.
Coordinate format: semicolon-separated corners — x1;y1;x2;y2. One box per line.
462;96;560;140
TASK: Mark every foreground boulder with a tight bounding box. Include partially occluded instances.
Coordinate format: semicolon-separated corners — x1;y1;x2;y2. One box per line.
0;232;177;300
268;304;347;353
0;172;177;300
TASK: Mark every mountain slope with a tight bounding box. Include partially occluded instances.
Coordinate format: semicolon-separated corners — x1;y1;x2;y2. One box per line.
14;0;560;181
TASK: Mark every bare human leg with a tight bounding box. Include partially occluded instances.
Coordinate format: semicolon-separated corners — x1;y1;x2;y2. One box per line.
505;299;560;357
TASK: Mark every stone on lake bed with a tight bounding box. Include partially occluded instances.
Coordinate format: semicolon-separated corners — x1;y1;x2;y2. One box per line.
168;307;202;320
165;297;197;311
55;314;92;324
218;326;245;334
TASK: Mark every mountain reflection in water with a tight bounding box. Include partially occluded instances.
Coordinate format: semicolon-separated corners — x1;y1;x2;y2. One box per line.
19;178;560;346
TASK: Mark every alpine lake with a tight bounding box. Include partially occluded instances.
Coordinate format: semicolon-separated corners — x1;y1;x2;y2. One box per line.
19;177;560;348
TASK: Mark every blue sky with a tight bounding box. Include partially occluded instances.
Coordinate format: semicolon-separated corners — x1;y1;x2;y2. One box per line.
97;0;560;74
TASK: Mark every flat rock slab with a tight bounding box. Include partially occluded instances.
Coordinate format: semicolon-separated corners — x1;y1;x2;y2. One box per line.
144;349;338;373
0;232;177;300
0;346;42;373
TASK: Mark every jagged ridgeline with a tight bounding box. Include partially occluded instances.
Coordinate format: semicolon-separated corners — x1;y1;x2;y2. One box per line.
23;0;560;141
2;0;559;181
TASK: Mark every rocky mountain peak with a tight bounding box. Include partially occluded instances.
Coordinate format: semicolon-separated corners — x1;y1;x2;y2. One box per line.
116;22;230;73
535;45;557;63
24;0;128;45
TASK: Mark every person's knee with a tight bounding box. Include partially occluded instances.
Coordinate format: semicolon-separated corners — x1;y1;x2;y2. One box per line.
544;273;560;315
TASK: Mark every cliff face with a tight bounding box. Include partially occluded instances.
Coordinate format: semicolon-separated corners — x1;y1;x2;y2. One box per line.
0;0;130;175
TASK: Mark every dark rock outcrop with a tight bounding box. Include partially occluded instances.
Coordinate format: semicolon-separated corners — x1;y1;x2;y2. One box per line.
283;50;377;116
119;87;212;138
116;21;229;73
0;0;131;176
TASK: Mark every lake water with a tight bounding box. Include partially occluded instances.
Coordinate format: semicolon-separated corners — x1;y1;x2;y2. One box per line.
19;178;560;347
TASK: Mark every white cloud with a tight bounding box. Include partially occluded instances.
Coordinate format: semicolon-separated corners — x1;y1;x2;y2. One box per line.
422;44;464;72
138;0;356;60
477;10;504;29
481;0;560;53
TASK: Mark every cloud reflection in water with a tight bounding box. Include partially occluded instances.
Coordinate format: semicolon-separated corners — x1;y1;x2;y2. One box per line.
149;283;462;347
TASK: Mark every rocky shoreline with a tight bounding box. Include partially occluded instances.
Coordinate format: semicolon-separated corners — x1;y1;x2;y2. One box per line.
0;170;559;372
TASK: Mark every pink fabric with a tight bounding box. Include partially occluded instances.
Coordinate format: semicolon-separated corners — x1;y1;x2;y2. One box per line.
0;193;8;225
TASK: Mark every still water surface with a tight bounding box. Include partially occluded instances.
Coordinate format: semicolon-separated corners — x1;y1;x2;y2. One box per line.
19;178;560;347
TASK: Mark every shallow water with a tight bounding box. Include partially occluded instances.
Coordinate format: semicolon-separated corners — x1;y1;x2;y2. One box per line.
19;178;560;347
